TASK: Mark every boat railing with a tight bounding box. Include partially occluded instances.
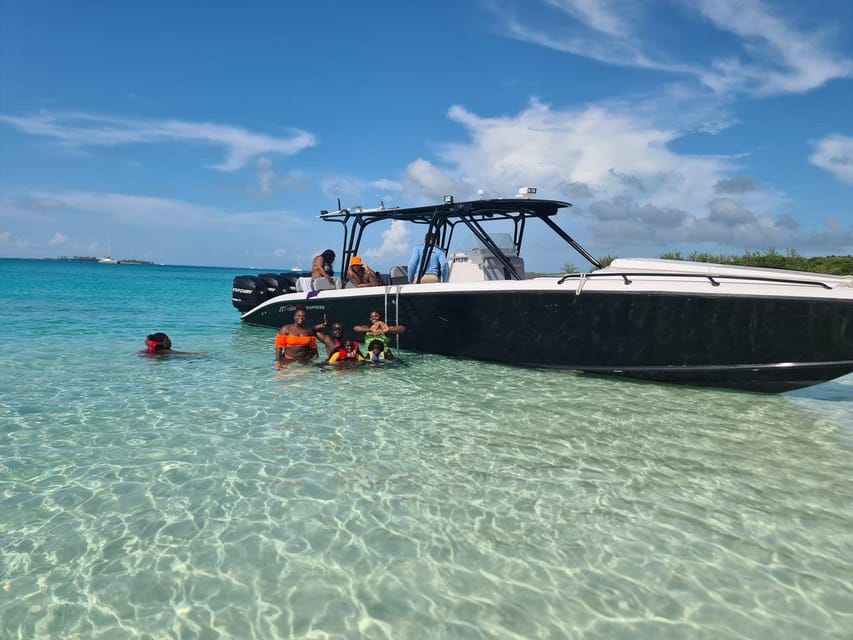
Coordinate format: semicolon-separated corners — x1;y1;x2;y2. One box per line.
556;271;833;290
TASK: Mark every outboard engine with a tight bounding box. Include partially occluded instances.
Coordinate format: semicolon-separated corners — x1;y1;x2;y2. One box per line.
277;272;302;294
231;275;269;312
257;273;288;298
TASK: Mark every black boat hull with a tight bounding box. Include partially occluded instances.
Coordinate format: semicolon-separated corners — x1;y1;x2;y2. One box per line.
241;288;853;392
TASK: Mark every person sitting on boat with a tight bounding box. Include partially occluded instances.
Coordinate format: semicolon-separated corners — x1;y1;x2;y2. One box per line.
323;321;365;362
141;332;207;356
407;232;449;284
275;306;328;364
311;249;336;288
354;309;404;358
346;255;382;288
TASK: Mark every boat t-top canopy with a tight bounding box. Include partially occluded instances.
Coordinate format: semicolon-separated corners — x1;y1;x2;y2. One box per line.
320;195;601;282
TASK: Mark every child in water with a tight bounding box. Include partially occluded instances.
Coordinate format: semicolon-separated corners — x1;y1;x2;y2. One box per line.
367;339;394;362
328;338;366;363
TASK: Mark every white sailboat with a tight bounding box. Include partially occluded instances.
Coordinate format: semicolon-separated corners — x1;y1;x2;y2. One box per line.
99;236;118;264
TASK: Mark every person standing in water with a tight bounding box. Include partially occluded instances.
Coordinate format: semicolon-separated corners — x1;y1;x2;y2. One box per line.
353;309;404;358
322;321;365;362
275;306;328;364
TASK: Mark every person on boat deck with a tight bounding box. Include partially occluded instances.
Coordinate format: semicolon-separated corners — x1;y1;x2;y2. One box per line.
275;306;328;364
311;249;336;287
407;232;449;284
323;321;365;362
346;255;382;288
354;309;404;358
141;332;207;355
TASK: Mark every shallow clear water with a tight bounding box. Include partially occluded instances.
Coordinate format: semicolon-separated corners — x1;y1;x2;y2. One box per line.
1;259;851;639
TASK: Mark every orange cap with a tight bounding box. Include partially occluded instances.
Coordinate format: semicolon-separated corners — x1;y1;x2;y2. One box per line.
351;256;363;266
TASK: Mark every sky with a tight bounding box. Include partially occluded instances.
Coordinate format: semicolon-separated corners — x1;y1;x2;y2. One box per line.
0;0;851;271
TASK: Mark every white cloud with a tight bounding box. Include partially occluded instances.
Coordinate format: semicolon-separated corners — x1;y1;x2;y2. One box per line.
496;1;692;75
578;195;853;253
0;231;10;244
362;97;850;255
12;190;307;234
360;220;412;261
319;175;402;206
403;158;469;200
434;99;735;214
48;232;68;246
810;134;853;184
491;0;853;97
0;111;318;171
696;0;853;95
0;189;323;265
254;157;281;197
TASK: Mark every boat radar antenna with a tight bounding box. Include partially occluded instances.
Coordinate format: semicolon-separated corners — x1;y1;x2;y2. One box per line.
516;187;537;199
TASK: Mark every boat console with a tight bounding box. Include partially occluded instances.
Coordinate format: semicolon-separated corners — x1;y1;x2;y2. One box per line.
444;232;524;282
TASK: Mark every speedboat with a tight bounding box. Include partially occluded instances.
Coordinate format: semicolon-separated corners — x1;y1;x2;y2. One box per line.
231;191;853;392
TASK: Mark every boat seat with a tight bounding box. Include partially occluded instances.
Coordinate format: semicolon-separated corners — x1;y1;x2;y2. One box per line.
312;277;337;291
388;265;408;285
296;276;313;292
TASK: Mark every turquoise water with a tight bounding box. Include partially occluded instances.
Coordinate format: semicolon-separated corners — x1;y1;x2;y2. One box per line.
1;258;851;639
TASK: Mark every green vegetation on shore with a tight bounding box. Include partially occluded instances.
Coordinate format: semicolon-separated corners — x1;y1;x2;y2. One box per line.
51;256;156;264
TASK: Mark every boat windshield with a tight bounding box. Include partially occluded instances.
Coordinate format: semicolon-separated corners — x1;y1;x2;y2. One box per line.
453;232;517;255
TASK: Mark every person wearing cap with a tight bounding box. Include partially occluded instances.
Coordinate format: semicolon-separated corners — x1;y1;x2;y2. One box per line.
346;255;381;288
311;249;336;287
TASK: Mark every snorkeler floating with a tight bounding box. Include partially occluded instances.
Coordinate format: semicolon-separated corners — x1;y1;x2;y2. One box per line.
141;332;208;356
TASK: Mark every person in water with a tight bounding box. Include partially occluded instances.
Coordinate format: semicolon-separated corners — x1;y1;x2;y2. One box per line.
329;338;367;364
354;309;404;358
141;332;207;355
323;321;365;363
275;306;328;364
367;339;391;362
311;249;336;287
346;256;381;288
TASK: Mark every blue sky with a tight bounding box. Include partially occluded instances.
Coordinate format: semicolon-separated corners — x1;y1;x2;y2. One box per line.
1;0;851;271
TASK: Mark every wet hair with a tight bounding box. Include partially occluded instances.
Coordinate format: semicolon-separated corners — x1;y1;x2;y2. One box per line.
368;340;384;352
145;332;171;352
331;322;344;331
321;249;336;262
